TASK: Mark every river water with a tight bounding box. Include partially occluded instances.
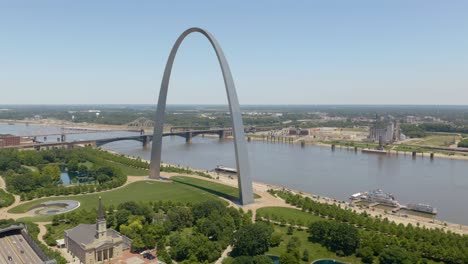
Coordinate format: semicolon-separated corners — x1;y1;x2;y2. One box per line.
2;124;468;225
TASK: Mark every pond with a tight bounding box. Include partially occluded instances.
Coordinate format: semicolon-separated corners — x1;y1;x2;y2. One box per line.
266;255;279;264
58;170;94;185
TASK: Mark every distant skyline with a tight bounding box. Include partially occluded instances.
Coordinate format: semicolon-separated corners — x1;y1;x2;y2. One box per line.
1;1;467;105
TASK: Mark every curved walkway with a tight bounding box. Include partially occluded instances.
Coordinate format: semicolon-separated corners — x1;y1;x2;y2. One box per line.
36;222;52;248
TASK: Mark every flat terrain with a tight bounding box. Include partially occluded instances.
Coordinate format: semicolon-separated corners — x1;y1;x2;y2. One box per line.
9;176;241;220
407;134;460;147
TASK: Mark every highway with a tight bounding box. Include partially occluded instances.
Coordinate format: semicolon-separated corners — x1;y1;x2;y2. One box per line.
0;233;43;264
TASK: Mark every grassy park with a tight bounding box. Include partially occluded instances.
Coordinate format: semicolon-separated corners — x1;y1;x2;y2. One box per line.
257;206;322;226
9;176;250;220
407;134;460;147
267;226;363;263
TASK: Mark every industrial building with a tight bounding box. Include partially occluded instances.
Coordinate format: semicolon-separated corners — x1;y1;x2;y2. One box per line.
368;120;402;144
0;134;21;147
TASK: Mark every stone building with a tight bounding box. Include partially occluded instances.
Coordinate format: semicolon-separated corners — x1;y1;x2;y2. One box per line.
64;198;131;264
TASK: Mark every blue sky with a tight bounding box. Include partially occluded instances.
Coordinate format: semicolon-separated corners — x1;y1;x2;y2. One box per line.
1;0;467;105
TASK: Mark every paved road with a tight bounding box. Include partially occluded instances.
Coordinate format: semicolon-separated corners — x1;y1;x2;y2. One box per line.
0;233;43;264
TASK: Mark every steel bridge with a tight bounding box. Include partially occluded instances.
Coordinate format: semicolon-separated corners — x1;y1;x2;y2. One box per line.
2;128;232;150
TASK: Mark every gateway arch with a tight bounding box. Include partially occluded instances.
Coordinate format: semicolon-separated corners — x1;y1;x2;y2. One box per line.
149;27;254;205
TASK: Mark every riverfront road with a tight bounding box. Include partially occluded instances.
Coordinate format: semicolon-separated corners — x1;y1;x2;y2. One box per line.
0;233;43;264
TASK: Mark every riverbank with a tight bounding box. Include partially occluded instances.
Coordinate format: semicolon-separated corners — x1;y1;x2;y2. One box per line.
101;148;468;235
312;141;468;161
243;134;468;161
0;119;131;131
6;118;468;161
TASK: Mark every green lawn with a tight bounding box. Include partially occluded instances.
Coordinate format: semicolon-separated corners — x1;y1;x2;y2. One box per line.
267;226;363;263
9;176;254;221
45;223;75;240
407;134;460;147
257;206;322;226
79;161;94;169
172;176;260;200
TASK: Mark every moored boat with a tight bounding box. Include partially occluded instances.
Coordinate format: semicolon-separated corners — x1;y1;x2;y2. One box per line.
405;203;437;215
350;189;399;207
215;165;237;174
361;148;387;154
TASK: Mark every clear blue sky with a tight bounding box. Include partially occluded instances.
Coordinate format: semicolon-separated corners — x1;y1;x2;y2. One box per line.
1;0;467;105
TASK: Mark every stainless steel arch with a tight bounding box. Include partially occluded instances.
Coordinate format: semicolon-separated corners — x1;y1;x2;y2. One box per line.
149;27;254;205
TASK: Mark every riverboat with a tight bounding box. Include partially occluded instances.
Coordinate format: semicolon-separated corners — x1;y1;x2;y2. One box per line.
215;165;237;174
350;189;399;207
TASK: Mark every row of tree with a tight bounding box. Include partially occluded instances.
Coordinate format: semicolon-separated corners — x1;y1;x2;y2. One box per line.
268;189;468;263
93;148;213;178
400;124;427;138
458;138;468;148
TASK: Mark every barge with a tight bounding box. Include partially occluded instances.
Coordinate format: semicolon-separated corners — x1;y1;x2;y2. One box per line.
404;203;437;215
361;148;387;154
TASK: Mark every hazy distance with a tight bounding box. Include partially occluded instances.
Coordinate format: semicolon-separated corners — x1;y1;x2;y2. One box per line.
1;1;467;105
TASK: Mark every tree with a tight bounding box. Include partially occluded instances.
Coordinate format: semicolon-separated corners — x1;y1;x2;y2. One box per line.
356;246;374;263
115;209;131;228
189;233;220;262
78;164;88;175
458;138;468;148
52;215;60;226
252;256;274;264
96;174;111;184
67;159;79;172
379;246;414;264
302;249;309;262
169;234;191;261
270;232;283;247
167;207;193;231
41;164;61;183
231;223;274;257
131;235;146;252
309;220;359;256
192;200;226;219
279;253;300;264
230;256;274;264
286;236;301;253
